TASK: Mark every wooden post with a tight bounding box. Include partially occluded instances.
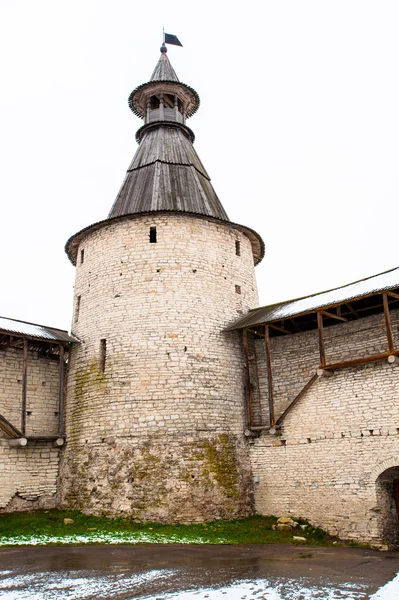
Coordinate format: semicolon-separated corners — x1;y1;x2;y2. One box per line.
265;325;275;427
243;329;253;428
317;312;326;367
174;95;179;121
21;339;28;436
383;293;395;354
58;345;65;436
160;93;164;120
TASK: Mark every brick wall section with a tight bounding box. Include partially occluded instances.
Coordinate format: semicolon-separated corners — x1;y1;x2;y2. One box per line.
0;433;60;510
60;214;259;521
0;346;60;435
0;346;61;509
250;310;399;543
254;309;399;422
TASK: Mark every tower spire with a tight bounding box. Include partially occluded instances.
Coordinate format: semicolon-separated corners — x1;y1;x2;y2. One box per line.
65;47;264;267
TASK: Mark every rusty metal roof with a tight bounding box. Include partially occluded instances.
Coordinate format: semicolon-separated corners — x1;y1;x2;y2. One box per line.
228;266;399;330
0;316;77;343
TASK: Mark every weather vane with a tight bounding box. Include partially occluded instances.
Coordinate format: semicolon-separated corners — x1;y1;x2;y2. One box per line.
161;27;183;51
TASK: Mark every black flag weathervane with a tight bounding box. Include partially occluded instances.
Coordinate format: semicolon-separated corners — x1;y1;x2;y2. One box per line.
162;28;183;47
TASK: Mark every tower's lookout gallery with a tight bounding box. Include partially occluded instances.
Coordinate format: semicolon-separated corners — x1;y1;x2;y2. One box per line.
1;46;399;545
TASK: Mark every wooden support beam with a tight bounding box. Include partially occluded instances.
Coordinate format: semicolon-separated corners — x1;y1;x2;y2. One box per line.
265;325;275;427
345;303;360;319
387;290;399;301
58;345;65;436
243;329;253;428
21;339;28;436
269;323;291;335
317;312;326;367
323;350;399;371
247;328;265;338
276;373;319;426
9;438;27;447
383;293;395;354
290;319;301;332
321;310;348;323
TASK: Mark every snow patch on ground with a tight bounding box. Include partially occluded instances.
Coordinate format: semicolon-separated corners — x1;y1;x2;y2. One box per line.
0;532;225;546
369;573;399;599
0;569;174;599
139;578;369;600
0;572;370;600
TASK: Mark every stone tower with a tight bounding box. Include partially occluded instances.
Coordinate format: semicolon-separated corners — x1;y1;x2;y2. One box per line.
60;45;264;521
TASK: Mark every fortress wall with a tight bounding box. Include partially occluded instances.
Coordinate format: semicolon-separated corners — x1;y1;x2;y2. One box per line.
0;433;60;511
60;214;259;521
0;346;60;436
0;346;61;510
250;311;399;543
254;310;399;421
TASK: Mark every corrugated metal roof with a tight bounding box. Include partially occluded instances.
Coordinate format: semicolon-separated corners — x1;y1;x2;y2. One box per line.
228;266;399;330
0;316;77;343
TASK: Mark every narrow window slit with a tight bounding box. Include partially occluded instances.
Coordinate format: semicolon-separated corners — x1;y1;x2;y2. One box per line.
235;240;241;256
99;339;107;373
150;226;157;243
235;285;241;295
75;295;81;322
80;249;85;264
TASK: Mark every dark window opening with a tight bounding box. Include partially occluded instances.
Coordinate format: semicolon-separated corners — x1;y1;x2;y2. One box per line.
75;295;81;322
235;285;241;295
99;339;107;373
150;95;160;109
150;226;157;243
80;249;85;264
235;240;241;256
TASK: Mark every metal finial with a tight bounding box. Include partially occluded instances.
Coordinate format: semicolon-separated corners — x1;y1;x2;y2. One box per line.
160;43;167;53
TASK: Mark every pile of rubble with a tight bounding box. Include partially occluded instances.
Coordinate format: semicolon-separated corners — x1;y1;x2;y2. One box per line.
272;517;307;542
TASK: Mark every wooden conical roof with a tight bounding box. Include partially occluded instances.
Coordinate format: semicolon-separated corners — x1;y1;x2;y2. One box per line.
150;52;179;82
65;49;265;266
108;124;229;220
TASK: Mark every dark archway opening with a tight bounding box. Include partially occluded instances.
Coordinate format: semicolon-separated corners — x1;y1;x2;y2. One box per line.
376;467;399;546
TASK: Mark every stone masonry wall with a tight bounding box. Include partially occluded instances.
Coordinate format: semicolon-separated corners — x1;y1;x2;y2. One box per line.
60;213;259;521
0;346;60;436
253;310;399;422
250;310;399;543
0;347;61;510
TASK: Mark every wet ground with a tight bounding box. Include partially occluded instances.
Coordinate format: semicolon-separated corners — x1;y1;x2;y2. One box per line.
0;544;398;599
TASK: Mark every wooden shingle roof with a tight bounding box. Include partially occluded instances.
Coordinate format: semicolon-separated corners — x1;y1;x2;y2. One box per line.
150;53;179;82
108;124;229;221
65;49;265;266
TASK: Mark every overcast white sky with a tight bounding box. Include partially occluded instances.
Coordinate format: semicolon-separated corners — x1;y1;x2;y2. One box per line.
1;0;398;331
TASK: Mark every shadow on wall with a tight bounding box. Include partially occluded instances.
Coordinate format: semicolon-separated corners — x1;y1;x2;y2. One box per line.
375;466;399;545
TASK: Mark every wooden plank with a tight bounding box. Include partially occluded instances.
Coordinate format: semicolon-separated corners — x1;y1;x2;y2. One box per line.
387;290;399;301
383;293;395;354
58;345;65;436
243;329;253;428
21;339;28;436
265;325;275;427
321;310;348;322
317;312;326;367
